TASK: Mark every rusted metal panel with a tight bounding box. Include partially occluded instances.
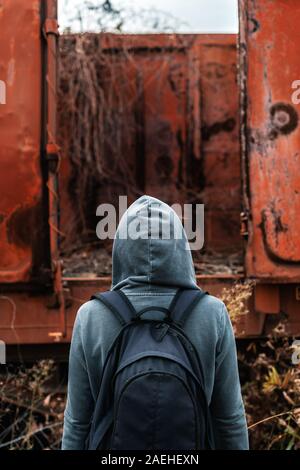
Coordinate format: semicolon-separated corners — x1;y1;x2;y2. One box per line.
239;0;300;280
0;0;53;283
0;275;248;345
142;40;191;203
199;36;241;252
278;284;300;335
255;284;280;314
1;273;300;344
59;33;240;254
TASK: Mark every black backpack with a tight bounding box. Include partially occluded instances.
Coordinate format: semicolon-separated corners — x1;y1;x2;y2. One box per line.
86;288;214;450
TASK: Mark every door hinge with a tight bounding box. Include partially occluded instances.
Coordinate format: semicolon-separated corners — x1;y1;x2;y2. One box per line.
47;260;70;342
46;142;61;173
43;18;59;36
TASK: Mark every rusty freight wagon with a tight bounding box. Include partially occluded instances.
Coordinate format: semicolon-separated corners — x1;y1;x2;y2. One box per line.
0;0;300;356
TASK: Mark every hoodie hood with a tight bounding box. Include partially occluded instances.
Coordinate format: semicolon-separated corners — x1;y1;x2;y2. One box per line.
111;195;199;291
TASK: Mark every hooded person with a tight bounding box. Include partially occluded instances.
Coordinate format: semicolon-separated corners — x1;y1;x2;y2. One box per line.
62;195;249;450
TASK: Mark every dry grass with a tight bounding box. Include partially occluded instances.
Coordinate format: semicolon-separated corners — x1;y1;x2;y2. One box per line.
0;360;64;450
219;280;255;333
239;331;300;449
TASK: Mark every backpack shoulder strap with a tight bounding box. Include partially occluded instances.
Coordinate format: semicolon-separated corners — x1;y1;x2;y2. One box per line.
169;288;208;327
91;290;137;326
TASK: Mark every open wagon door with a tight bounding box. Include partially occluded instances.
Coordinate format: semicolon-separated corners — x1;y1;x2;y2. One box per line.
0;0;59;285
239;0;300;281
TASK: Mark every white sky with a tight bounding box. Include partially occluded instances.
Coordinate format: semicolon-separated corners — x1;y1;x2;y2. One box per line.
58;0;238;34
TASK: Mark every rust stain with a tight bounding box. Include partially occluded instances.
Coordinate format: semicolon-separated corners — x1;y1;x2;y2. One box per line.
6;204;40;248
202;117;236;141
269;102;298;139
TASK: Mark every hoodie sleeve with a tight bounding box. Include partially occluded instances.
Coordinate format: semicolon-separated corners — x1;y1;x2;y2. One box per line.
210;303;249;450
61;307;94;450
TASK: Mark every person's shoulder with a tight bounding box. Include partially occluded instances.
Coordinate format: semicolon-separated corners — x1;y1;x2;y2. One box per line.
198;292;228;325
77;298;101;315
75;298;108;324
201;292;226;313
76;297;121;329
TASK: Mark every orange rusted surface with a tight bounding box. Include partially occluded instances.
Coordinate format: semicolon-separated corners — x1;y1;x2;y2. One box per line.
0;0;51;284
254;284;280;315
239;0;300;280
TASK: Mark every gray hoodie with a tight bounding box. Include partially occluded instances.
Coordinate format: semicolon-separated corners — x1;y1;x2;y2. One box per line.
62;195;249;450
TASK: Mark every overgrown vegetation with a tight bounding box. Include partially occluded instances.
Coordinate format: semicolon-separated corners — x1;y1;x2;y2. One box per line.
58;32;199;252
220;282;300;449
220;280;255;334
58;2;185;252
240;331;300;449
0;360;64;449
58;33;142;249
